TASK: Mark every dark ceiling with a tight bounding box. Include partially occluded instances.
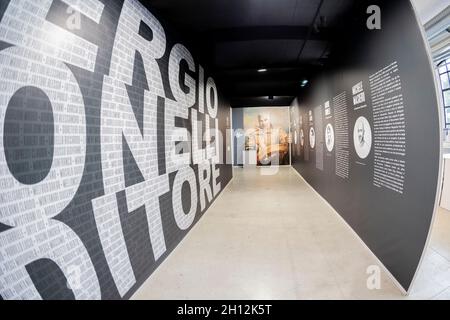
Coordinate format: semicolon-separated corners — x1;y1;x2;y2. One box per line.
142;0;357;107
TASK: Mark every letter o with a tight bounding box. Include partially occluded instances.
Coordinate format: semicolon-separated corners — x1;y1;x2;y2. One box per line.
0;47;86;226
172;167;198;230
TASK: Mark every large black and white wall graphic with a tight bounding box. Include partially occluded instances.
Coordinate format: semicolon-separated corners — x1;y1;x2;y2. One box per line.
0;0;232;300
290;0;441;292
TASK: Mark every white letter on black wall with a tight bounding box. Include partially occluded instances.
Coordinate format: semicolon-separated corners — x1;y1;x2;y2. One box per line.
0;0;104;299
92;0;169;298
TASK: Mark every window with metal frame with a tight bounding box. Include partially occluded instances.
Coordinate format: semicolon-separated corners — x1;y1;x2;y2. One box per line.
438;59;450;129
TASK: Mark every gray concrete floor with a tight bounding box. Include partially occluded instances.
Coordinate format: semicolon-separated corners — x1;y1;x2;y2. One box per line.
132;167;450;300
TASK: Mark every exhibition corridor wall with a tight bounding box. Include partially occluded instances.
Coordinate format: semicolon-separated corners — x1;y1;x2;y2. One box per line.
0;0;232;299
290;0;442;292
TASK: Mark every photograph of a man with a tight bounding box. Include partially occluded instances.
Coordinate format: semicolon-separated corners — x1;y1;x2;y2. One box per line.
325;123;334;152
309;127;316;149
353;116;372;159
244;108;290;166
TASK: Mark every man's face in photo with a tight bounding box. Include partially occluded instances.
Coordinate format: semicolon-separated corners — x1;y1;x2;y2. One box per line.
258;113;271;130
358;122;365;145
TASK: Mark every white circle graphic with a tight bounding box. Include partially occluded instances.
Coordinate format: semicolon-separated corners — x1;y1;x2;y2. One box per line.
325;123;335;152
309;127;316;149
353;116;372;159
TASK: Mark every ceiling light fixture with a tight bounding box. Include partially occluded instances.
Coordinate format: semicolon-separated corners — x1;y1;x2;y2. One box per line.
301;79;309;87
258;68;268;73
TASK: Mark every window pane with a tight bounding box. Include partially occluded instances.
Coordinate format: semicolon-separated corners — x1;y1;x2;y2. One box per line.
441;73;450;89
439;65;448;74
445;90;450;107
446;108;450;124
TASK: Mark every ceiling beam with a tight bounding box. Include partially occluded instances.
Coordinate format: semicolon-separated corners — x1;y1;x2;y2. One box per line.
296;0;325;63
214;64;323;75
224;85;304;97
202;26;330;42
229;96;295;108
216;71;314;82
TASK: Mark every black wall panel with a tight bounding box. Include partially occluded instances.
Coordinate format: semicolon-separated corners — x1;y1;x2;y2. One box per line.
290;0;441;291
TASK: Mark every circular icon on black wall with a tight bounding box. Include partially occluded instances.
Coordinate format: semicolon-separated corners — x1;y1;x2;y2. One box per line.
309;127;316;149
353;116;372;159
325;123;334;152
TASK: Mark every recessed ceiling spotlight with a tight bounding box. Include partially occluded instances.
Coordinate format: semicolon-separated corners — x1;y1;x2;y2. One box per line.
301;79;309;87
258;68;268;73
